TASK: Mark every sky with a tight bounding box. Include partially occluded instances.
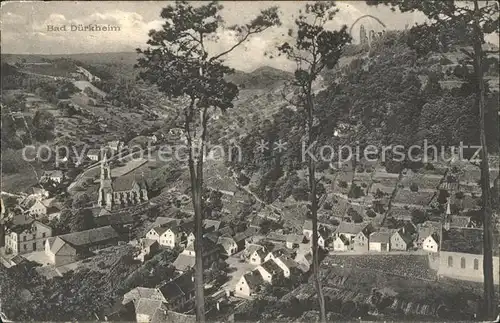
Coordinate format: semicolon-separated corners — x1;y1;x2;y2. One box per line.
0;1;496;72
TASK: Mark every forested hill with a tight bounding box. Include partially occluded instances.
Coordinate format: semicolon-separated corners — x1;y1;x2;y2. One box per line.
224;29;499;203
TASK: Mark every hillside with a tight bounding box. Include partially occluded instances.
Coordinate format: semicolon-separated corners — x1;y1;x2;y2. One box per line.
226;66;294;90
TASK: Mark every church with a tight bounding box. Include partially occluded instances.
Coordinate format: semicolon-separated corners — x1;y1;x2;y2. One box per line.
98;156;149;210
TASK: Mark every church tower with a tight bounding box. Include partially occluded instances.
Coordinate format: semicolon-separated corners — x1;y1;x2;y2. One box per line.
98;155;113;210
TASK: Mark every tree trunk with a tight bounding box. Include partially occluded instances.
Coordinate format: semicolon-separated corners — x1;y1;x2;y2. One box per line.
307;89;326;322
472;1;495;319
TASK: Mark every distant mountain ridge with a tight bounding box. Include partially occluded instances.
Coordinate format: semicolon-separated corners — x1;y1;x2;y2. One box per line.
226;66;294;90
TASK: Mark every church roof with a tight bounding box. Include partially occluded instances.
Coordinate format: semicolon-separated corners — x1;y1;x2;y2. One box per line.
112;176;146;192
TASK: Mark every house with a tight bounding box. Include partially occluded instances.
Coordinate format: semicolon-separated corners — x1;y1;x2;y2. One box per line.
438;228;499;284
135;239;160;263
45;225;120;265
218;236;238;256
273;255;300;278
335;222;374;252
422;233;440;253
416;221;441;248
159;226;182;248
369;232;392;252
203;219;222;232
318;226;332;249
87;148;101;161
247;247;267;266
235;270;264;298
391;229;414;251
303;220;313;239
173;238;220;272
333;234;350;252
31;187;49;198
157;271;195;310
265;232;288;244
4;220;52;255
256;259;284;283
286;234;304;249
107;140;124;152
294;252;313;272
264;247;294;263
41;170;64;183
234;230;252;251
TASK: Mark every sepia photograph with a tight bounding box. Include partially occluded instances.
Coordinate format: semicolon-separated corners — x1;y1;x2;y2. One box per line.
0;1;499;322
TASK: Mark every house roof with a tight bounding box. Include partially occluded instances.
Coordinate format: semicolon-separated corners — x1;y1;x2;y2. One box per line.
277;255;299;269
142;239;158;249
151;309;196;323
94;214;134;227
123;287;165;304
394;229;414;245
335;222;367;235
260;259;283;275
58;225;119;247
42;170;63;178
203;219;221;231
49;237;68;255
286;234;304;244
370;232;392;243
234;230;251;243
450;216;471;228
172;253;195;272
245;244;264;258
427;232;440;244
243;270;264;290
218;236;236;250
336;234;350;245
204;231;220;244
158;271;194;302
255;248;267;259
218;226;234;237
417;222;441;242
113;176;144;192
266;232;287;242
153;226;169;236
441;228;495;255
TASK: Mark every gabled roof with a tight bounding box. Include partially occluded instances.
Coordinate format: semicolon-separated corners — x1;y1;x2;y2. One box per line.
441;228;495;255
370;232;392;243
141;239;159;249
286;234;304;244
57;225;119;247
255;248;267;259
172;253;195;272
426;232;440;244
158;271;194;302
218;226;234;237
123;287;165;304
203;219;222;231
266;232;287;242
243;270;264;290
218;236;236;250
277;255;299;270
335;222;368;235
245;244;264;258
153;226;169;236
260;259;283;275
335;234;350;245
87;148;101;155
94;214;134;227
393;229;414;245
113;176;145;192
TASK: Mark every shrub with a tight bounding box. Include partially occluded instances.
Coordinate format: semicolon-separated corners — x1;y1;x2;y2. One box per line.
410;183;419;192
323;201;333;210
366;209;377;218
455;191;465;199
348;184;364;199
338;180;348;188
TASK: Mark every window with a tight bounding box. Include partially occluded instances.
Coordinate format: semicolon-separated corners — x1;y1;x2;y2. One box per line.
460;257;466;269
23;236;26;241
448;256;453;267
42;233;46;238
240;287;242;291
24;244;27;250
474;258;479;270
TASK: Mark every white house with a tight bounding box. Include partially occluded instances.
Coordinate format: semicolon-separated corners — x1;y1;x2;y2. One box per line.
218;236;238;256
41;170;64;183
159;227;182;248
256;259;284;283
87;148;101;161
423;233;440;253
369;232;392;252
248;248;267;266
5;221;52;255
333;234;350;252
134;239;160;263
272;256;299;278
235;270;264;298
